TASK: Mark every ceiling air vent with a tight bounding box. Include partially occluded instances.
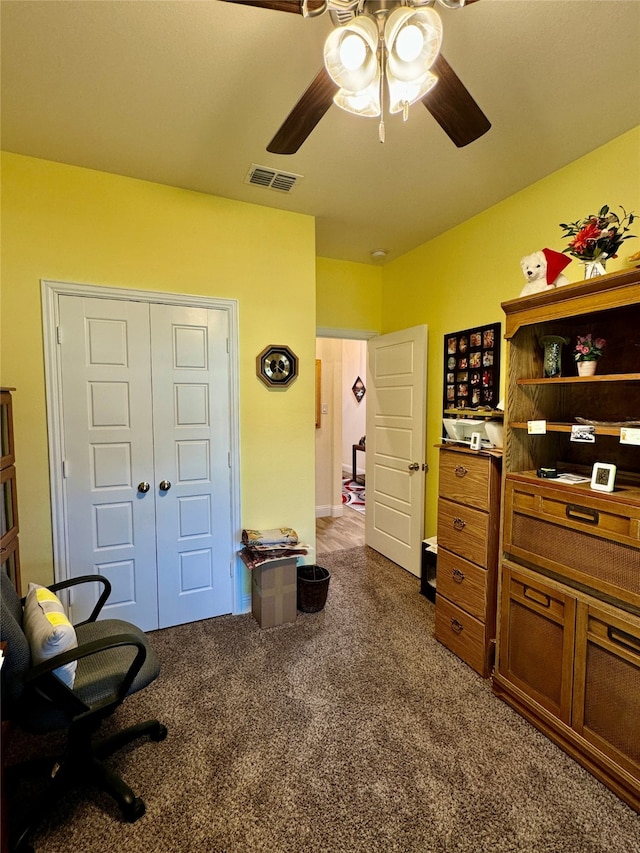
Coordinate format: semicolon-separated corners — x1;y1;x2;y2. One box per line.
245;164;302;194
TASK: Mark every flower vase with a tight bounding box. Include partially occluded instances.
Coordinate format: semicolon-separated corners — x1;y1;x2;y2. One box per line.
539;335;569;378
583;258;607;279
577;360;597;377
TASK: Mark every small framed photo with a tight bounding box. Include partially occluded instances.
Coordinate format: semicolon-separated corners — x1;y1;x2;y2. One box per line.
590;462;616;492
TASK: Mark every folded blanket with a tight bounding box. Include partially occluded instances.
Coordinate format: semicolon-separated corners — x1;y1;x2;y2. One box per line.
239;546;308;571
242;527;298;547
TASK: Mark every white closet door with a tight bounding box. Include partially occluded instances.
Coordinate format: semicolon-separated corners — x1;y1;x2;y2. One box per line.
150;303;233;628
58;295;234;631
59;295;159;630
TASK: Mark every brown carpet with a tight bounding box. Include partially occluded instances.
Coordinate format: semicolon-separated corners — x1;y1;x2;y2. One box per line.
6;547;639;852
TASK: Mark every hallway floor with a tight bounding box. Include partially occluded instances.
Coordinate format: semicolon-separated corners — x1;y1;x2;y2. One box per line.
316;506;365;555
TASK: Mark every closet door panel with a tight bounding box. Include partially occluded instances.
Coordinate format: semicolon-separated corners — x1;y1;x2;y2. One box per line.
150;304;233;628
59;296;159;630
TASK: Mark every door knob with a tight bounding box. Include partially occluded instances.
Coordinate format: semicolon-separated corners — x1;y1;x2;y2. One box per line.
137;482;150;493
159;480;171;491
408;462;420;471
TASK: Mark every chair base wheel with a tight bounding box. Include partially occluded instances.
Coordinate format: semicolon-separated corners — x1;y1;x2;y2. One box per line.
151;722;168;742
124;796;146;823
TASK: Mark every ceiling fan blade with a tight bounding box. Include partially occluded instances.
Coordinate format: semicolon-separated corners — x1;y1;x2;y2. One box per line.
422;54;491;147
216;0;325;14
267;67;338;155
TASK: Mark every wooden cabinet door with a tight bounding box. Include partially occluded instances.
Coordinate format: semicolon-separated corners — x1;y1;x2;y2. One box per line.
573;601;640;784
497;563;576;724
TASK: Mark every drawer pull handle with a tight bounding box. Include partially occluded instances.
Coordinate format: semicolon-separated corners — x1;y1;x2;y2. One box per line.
453;517;466;531
452;568;465;583
607;626;640;655
565;503;599;525
523;586;551;608
454;465;468;478
450;618;464;634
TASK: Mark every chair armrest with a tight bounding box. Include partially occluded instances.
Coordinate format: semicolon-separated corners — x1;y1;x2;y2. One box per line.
25;632;147;716
49;575;112;624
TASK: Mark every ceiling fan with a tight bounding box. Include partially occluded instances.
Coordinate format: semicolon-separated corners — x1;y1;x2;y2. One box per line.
217;0;490;154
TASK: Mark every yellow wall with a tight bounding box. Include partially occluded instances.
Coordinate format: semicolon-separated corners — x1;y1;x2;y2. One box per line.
381;126;640;537
3;128;638;590
316;256;382;333
0;152;317;592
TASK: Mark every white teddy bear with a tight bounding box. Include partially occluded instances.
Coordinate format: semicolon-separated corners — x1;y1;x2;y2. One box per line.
520;248;571;297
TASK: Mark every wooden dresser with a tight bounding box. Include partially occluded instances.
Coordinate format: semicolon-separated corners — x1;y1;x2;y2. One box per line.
435;444;502;678
493;269;640;813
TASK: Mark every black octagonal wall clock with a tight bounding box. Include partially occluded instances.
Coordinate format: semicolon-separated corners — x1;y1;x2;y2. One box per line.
256;344;298;388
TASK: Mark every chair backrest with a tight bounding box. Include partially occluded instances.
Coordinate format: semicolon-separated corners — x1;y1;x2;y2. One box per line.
1;570;31;710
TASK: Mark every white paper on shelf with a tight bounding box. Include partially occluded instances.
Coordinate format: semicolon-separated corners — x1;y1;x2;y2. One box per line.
555;473;591;484
620;426;640;446
423;535;438;554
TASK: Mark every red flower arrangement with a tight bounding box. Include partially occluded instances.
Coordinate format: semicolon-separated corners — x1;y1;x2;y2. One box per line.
559;205;636;262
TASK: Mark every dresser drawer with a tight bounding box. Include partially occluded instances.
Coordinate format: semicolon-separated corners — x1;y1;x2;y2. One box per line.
504;476;640;608
439;449;492;510
435;594;490;677
437;547;488;621
437;497;490;568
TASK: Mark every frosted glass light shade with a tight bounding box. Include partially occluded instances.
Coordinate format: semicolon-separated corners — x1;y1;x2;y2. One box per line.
385;6;442;83
324;16;379;93
388;70;438;114
334;75;381;117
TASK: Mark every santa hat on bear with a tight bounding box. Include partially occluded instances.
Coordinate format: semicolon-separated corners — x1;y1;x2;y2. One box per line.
542;248;571;285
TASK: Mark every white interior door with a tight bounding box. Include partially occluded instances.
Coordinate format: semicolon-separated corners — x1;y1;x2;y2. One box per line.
151;304;233;626
365;326;427;576
57;294;234;630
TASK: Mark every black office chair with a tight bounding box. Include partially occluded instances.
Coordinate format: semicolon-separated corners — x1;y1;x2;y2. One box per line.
1;569;167;852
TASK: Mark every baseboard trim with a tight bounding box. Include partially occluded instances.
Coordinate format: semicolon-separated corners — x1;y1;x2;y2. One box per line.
316;504;345;518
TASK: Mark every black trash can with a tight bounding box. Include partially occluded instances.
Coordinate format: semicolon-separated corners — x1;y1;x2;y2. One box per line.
297;564;331;613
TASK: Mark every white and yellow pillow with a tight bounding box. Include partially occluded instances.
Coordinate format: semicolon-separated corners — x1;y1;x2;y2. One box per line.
23;583;78;688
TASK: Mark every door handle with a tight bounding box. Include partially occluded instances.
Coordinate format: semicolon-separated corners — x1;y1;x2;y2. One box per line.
408;462;420;471
137;482;150;493
159;480;172;491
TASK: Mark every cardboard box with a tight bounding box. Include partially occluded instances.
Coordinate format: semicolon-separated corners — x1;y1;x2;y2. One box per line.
251;557;297;628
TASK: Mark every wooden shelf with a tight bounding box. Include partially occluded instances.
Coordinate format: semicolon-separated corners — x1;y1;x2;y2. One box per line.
517;373;640;386
510;421;632;437
443;408;503;419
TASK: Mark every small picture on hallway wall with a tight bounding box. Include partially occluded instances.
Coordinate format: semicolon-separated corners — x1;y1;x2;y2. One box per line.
352;376;365;403
443;322;501;414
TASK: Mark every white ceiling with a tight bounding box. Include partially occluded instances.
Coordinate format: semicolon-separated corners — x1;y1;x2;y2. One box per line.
2;0;639;265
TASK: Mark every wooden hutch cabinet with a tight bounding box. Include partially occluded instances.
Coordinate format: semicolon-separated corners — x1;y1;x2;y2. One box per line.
435;445;502;677
0;388;20;594
493;269;640;813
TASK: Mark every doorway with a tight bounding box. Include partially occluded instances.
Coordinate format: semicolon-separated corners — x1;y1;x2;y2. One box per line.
42;280;241;631
315;335;368;554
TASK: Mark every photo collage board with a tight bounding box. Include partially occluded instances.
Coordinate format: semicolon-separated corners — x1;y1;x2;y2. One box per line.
443;322;501;412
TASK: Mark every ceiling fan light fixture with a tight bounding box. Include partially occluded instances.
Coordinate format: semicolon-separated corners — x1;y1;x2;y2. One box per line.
387;69;438;115
324;15;379;92
385;6;442;83
334;76;381;117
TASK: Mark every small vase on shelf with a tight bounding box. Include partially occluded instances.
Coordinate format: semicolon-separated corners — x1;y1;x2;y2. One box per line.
539;335;569;378
582;258;607;279
577;360;598;377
